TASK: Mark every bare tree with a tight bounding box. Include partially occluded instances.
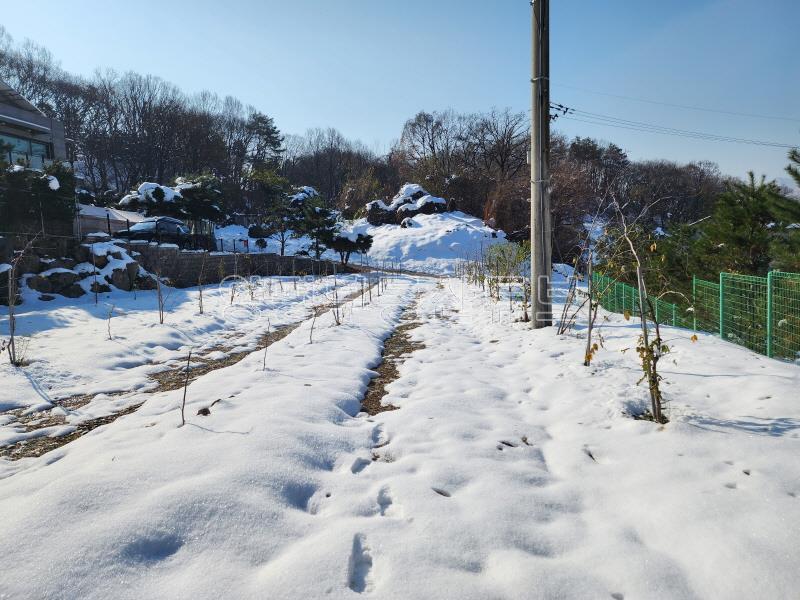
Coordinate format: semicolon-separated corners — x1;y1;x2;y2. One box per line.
5;235;39;366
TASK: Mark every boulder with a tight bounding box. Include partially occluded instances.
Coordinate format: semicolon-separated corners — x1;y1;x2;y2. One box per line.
44;270;80;291
92;253;109;269
400;217;415;229
27;275;52;293
74;244;91;264
135;274;158;290
107;261;140;291
366;201;395;226
43;257;77;270
90;281;111;294
61;284;86;298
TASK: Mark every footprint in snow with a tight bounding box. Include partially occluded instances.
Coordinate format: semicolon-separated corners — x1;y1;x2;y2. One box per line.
347;534;374;593
377;487;393;516
351;458;371;474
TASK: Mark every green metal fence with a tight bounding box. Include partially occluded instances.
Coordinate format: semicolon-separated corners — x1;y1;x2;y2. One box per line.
592;271;800;362
770;272;800;361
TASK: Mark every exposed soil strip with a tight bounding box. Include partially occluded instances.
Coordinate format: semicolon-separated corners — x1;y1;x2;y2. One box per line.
361;294;425;416
1;280;378;461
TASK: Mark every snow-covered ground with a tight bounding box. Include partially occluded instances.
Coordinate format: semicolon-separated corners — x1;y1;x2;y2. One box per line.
216;211;504;275
0;270;798;599
0;273;365;448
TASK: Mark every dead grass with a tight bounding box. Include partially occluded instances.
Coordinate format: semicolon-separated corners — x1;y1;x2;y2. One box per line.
361;294;425;416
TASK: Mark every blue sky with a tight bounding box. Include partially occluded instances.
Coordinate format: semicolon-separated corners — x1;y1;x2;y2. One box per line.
3;0;798;184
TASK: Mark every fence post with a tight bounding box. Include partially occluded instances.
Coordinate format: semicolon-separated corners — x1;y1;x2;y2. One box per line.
692;275;697;331
672;303;676;327
766;271;773;358
719;273;725;340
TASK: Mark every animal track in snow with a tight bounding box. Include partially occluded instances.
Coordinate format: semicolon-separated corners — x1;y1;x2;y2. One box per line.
432;487;451;498
347;534;374;593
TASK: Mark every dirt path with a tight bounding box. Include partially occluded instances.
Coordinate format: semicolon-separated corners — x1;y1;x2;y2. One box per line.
360;292;425;415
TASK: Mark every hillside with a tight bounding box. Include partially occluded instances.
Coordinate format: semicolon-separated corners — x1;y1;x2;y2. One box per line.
216;184;506;274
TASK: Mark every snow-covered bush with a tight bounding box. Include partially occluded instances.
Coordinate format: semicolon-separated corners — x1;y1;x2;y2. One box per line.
365;184;446;226
119;175;222;222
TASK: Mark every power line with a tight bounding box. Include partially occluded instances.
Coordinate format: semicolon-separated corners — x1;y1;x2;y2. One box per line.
553;82;800;124
552;104;797;149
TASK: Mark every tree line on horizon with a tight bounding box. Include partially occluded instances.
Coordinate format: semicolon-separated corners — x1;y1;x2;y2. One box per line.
1;26;798;275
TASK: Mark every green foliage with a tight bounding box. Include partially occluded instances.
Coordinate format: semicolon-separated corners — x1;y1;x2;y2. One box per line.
327;232;373;265
484;241;530;277
248;168;290;204
0;161;77;229
293;197;338;259
786;148;800;188
175;174;224;222
695;173;800;276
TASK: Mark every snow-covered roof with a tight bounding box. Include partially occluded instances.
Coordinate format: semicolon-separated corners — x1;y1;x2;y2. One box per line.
78;204;146;223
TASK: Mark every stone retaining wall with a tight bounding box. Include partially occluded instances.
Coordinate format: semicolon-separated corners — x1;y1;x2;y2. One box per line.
125;243;355;288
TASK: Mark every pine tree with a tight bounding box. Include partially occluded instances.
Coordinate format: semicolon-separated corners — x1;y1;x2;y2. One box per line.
293;198;338;260
696;173;800;275
786;148;800;188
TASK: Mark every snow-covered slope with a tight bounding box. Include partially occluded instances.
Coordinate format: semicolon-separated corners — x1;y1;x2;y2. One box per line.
216;211;505;274
348;211;505;273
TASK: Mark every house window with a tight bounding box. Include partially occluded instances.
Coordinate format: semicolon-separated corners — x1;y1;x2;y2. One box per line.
0;133;53;169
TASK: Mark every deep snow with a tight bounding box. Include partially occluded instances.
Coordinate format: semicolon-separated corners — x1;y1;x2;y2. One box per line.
0;270;798;599
216;211;504;275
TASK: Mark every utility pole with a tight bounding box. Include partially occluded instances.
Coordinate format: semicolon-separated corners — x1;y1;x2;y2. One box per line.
530;0;552;328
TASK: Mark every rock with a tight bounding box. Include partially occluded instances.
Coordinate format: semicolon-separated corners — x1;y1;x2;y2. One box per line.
90;281;111;294
366;201;395;226
135;274;158;290
84;232;110;244
107;261;139;291
109;251;123;261
38;294;55;301
61;284;85;298
400;217;415;229
27;275;52;293
44;270;80;291
92;253;109;269
43;257;77;270
74;244;91;264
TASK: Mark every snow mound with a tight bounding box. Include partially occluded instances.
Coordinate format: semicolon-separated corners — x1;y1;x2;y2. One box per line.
349;211;505;274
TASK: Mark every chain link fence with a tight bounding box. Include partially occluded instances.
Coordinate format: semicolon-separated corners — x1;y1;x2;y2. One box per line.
592;271;800;362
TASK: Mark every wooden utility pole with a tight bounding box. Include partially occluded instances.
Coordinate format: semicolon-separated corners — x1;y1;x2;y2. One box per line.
530;0;552;328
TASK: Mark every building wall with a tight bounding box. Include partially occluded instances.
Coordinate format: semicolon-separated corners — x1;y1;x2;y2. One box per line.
0;101;67;164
